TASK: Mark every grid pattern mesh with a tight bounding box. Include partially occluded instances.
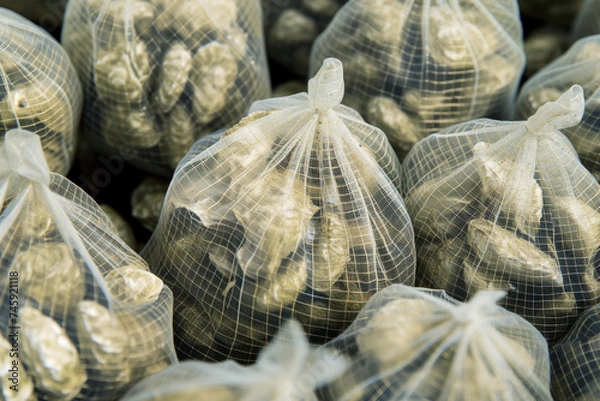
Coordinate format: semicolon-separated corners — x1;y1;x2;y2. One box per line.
61;0;271;175
262;0;348;77
121;319;346;401
0;130;177;400
516;35;600;182
317;284;552;401
0;8;82;175
551;303;600;401
141;59;416;363
309;0;524;160
401;85;600;343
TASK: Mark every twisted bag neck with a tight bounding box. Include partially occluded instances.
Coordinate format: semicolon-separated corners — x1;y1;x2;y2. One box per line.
308;58;344;111
525;84;585;135
5;129;50;185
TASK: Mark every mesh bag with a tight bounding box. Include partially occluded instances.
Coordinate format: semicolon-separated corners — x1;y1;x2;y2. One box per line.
141;58;416;362
61;0;271;175
121;319;348;401
515;35;600;181
317;284;552;401
572;0;600;41
262;0;348;77
309;0;524;159
402;85;600;343
551;303;600;401
0;130;177;400
0;8;82;175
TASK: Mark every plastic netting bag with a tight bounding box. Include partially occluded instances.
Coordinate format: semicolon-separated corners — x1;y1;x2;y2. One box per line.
551;303;600;401
572;0;600;41
402;85;600;343
262;0;347;77
61;0;271;175
141;58;416;362
317;284;552;401
0;8;82;175
309;0;524;159
515;35;600;181
0;130;177;400
121;319;348;401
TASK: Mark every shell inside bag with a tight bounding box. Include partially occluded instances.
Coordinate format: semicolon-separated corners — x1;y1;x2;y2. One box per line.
141;58;416;363
61;0;271;174
403;85;600;343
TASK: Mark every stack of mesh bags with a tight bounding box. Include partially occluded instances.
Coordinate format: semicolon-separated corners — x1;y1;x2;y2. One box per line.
572;0;600;41
142;58;416;362
0;8;82;175
61;0;271;174
309;0;525;159
262;0;347;77
402;85;600;343
121;320;348;400
316;284;553;400
0;130;176;400
551;303;600;400
515;35;600;181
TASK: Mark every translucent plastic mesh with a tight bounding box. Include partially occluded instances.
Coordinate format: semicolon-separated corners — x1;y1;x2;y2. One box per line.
262;0;348;77
309;0;524;159
516;35;600;181
0;8;82;175
121;319;348;401
0;130;177;400
402;85;600;343
551;304;600;401
141;58;416;363
317;284;552;401
572;0;600;41
61;0;271;175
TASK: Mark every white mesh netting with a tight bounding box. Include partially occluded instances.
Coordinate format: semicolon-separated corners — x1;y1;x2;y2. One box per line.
121;319;348;400
402;85;600;343
309;0;524;159
61;0;271;175
0;130;177;400
262;0;348;77
515;35;600;181
316;284;552;401
551;303;600;401
141;58;416;363
0;8;82;175
572;0;600;41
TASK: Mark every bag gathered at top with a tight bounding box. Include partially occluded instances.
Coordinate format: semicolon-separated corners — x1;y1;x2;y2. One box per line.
0;130;176;400
61;0;271;174
0;8;82;175
309;0;524;159
402;85;600;343
121;319;348;401
141;58;416;363
515;34;600;181
317;284;552;401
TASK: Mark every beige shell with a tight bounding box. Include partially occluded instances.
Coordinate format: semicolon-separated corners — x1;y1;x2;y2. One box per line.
104;265;164;306
233;170;319;280
467;218;563;286
21;307;87;399
191;41;238;124
15;242;85;312
76;301;132;386
252;257;308;312
153;42;192;114
131;176;169;232
550;196;600;261
163;105;196;170
102;104;162;149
